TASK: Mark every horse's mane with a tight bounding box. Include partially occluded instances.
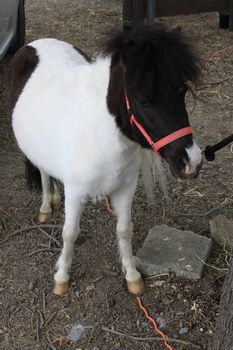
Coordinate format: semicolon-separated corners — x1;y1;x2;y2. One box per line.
103;24;200;100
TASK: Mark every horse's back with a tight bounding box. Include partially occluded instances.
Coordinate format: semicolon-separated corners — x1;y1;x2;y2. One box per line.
10;38;90;109
30;38;90;68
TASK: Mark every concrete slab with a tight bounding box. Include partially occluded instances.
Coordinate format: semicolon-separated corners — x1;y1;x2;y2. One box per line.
137;224;212;279
210;214;233;249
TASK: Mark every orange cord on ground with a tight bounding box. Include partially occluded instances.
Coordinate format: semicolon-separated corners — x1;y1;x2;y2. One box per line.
105;196;117;217
105;198;173;349
136;296;174;350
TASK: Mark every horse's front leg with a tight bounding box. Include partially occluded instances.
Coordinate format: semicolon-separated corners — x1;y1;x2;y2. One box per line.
54;186;84;295
110;178;144;295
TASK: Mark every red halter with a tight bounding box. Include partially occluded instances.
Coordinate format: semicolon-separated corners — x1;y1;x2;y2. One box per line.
125;92;193;157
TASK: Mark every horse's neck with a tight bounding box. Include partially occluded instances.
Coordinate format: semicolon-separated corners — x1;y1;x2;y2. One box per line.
90;56;112;98
80;55;136;155
106;54;133;142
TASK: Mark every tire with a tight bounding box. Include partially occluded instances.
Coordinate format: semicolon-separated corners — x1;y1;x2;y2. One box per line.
9;0;25;54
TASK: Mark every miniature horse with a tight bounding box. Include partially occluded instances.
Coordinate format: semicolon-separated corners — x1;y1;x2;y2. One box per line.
10;25;202;295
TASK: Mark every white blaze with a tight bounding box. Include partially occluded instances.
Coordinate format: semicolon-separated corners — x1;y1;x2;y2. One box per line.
185;141;202;175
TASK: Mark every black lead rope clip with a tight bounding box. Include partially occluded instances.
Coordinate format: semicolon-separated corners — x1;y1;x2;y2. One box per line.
204;133;233;161
204;145;216;161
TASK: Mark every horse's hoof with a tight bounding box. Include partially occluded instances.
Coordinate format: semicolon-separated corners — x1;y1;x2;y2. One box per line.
53;282;69;295
35;212;51;223
127;279;144;295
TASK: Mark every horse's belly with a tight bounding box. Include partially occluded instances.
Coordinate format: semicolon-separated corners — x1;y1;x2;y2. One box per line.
83;158;139;198
13;105;140;192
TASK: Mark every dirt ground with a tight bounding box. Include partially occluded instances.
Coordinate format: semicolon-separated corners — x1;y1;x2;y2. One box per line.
1;1;233;349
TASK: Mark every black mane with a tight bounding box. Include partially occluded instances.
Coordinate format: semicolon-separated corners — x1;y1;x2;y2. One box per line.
103;24;200;100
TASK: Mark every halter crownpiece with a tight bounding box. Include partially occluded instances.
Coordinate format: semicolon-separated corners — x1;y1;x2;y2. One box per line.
125;90;193;157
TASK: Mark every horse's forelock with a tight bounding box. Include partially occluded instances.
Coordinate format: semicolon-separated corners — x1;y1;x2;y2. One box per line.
104;25;200;99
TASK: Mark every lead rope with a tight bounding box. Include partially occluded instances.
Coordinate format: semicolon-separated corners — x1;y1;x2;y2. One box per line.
202;45;233;161
204;133;233;161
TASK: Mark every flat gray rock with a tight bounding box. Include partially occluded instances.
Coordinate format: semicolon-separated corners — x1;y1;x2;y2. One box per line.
137;225;212;279
210;214;233;249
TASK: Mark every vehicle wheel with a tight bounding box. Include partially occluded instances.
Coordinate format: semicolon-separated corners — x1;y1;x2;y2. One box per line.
9;0;25;54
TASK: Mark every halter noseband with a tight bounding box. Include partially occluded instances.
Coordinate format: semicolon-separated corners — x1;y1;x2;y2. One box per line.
125;91;193;157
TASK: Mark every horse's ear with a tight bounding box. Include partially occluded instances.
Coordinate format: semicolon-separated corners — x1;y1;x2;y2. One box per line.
103;31;125;56
103;30;136;59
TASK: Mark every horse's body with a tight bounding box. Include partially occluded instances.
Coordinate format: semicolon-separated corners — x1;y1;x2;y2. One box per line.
10;25;202;295
13;39;138;199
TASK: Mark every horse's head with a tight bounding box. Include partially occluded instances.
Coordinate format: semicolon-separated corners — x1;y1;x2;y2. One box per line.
105;25;202;180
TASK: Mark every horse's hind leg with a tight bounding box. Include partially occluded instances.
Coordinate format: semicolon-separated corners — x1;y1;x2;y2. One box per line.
110;180;144;295
54;185;84;295
36;172;61;222
36;171;52;223
50;179;61;212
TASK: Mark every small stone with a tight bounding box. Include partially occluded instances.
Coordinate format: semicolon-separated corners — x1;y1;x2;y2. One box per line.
177;293;183;300
179;326;189;335
92;346;100;350
210;214;233;249
156;317;167;330
149;280;165;287
29;282;34;291
67;323;85;341
86;284;95;292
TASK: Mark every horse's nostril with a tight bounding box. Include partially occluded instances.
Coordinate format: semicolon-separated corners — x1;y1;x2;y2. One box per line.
185;161;202;177
185;164;194;175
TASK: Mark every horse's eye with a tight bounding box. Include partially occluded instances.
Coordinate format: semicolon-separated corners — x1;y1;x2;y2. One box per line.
140;100;150;108
178;85;188;94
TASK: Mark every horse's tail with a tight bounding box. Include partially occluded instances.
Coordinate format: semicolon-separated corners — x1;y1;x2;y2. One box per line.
140;149;169;203
25;158;42;191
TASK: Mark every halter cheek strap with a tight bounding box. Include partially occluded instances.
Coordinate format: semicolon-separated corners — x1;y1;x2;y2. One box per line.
125;92;193;157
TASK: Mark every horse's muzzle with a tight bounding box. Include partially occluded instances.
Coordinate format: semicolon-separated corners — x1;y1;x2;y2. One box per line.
169;156;203;181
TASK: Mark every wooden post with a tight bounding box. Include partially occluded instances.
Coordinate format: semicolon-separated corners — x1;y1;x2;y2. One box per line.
122;0;146;29
212;248;233;349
